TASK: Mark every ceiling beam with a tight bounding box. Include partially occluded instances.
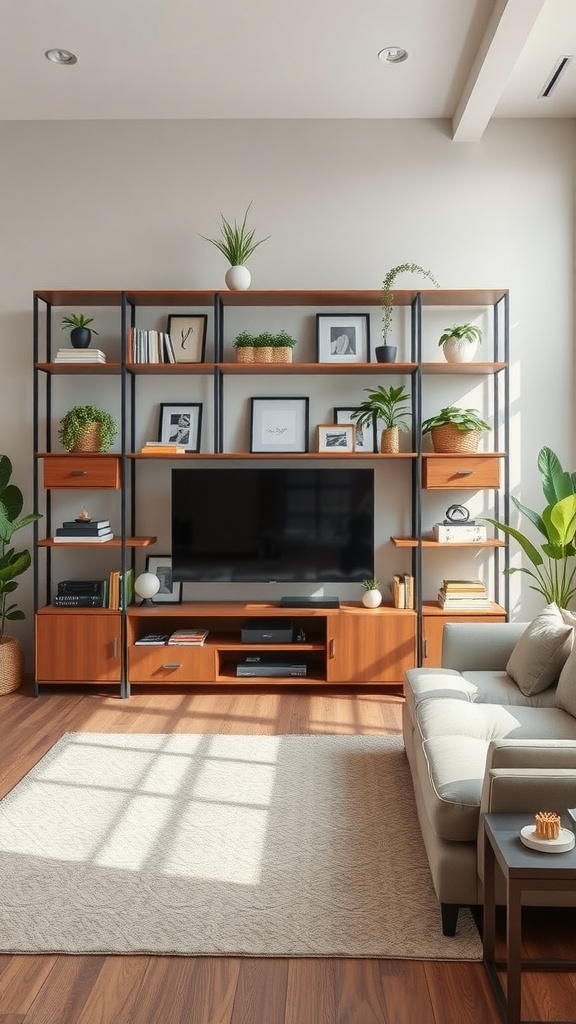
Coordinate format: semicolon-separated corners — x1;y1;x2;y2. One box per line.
452;0;546;141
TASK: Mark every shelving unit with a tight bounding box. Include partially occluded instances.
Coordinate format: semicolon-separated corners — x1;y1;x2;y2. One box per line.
32;286;509;696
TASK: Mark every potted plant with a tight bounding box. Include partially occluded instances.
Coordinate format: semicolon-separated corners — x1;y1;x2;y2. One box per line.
61;313;98;350
201;201;270;291
421;406;491;453
361;577;382;608
0;455;42;693
485;447;576;609
233;330;257;363
270;329;297;364
379;263;439;361
253;331;274;362
351;384;411;453
58;405;118;453
438;323;482;364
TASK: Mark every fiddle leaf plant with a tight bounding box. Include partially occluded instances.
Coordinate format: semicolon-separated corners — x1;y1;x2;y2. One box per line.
381;263;439;343
484;447;576;609
0;455;42;640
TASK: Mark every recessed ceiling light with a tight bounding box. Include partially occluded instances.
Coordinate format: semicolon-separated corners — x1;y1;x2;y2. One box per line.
45;49;77;66
378;46;408;64
539;55;573;98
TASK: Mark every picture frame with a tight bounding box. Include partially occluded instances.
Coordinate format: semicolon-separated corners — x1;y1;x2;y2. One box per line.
158;403;202;452
334;406;378;453
166;314;208;363
250;396;309;453
146;554;182;604
317;423;355;453
315;313;370;364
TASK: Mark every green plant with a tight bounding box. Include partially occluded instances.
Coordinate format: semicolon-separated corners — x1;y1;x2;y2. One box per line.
485;447;576;608
381;263;439;342
270;330;297;348
0;455;42;640
421;406;491;435
233;330;256;349
58;405;118;452
233;329;297;349
351;385;412;431
361;577;381;591
201;202;270;266
438;323;482;347
61;313;98;335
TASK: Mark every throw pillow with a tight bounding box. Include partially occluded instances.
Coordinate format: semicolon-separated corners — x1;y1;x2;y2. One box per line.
556;637;576;717
506;604;573;697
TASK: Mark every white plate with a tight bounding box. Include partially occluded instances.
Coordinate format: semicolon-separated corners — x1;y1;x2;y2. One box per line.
520;825;575;854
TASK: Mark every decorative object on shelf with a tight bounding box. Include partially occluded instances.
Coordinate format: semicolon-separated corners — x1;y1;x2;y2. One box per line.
421;406;490;453
145;555;182;604
315;314;370;364
375;345;397;363
233;330;297;364
446;503;470;522
0;454;42;694
485;446;576;608
58;405;118;453
200;201;270;291
134;571;160;607
334;407;378;453
381;263;439;347
166;314;207;363
317;423;355;453
158;403;202;453
438;323;482;363
76;507;92;522
361;578;383;608
60;313;98;349
351;384;411;455
249;396;310;453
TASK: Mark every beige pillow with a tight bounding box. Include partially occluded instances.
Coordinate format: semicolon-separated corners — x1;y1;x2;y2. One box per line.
506;604;573;697
556;640;576;717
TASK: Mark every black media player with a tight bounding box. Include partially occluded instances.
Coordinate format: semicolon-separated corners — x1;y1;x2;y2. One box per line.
241;618;294;643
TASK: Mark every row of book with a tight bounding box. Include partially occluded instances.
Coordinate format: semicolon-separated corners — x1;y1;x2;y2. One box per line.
135;629;209;646
54;569;134;609
391;574;415;609
53;347;107;363
53;518;114;543
127;329;176;364
437;578;492;610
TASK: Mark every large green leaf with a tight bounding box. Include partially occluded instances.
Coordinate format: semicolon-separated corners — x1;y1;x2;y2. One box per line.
484;518;544;567
0;549;30;583
542;495;576;550
510;495;545;538
538;447;576;504
0;455;11;496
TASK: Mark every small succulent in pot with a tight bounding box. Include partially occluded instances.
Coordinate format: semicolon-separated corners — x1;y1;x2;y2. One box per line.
361;577;382;608
61;313;98;350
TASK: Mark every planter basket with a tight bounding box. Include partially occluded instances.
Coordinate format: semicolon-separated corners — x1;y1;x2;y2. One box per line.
236;348;255;363
381;426;400;454
72;422;102;453
271;347;293;363
254;347;273;363
0;635;24;694
431;425;481;453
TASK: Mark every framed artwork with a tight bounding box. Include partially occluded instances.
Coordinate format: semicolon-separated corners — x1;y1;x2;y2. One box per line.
166;314;208;363
334;406;378;453
316;313;370;364
146;554;182;604
317;423;355;453
250;396;309;453
158;403;202;452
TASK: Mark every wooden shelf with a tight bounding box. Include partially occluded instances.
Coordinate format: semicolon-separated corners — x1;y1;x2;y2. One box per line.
36;362;122;375
39;536;157;548
422;601;506;616
391;537;505;548
421;362;507;375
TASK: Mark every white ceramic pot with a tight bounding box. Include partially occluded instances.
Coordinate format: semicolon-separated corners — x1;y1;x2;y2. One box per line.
225;265;251;291
441;338;478;363
362;589;383;608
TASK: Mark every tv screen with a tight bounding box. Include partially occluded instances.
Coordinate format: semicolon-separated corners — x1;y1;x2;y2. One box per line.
171;467;374;584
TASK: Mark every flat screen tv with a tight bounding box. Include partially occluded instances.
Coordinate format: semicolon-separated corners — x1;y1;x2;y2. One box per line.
171;467;374;584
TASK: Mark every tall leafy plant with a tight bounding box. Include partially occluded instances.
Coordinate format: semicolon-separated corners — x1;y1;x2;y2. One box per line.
0;455;42;640
485;447;576;608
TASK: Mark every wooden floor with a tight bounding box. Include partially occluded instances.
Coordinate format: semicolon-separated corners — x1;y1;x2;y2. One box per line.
1;683;576;1024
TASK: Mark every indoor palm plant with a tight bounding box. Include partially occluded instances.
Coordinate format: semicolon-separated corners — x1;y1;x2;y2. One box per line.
201;202;270;291
0;454;42;693
485;447;576;609
61;313;98;349
351;384;411;453
438;323;482;363
58;404;118;453
380;263;439;360
421;405;490;453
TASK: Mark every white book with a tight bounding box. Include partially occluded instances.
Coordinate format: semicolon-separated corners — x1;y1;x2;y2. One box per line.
53;533;114;543
57;348;107;357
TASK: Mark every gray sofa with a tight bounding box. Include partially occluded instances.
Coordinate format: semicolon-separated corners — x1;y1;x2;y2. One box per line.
403;619;576;935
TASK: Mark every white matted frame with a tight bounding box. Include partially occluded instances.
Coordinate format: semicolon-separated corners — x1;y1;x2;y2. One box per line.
146;554;182;604
158;403;202;452
316;313;370;364
250;396;309;453
334;406;378;453
317;423;355;453
166;314;208;363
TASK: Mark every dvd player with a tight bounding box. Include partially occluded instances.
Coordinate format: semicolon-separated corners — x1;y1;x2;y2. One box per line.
236;656;307;678
241;618;294;643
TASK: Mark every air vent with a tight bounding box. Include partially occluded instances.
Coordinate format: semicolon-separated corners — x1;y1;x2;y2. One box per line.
539;55;573;98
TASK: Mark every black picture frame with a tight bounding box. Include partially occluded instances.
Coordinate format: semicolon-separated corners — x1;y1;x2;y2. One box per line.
166;314;208;363
158;403;203;452
316;314;371;363
334;406;378;453
146;554;182;604
249;396;310;453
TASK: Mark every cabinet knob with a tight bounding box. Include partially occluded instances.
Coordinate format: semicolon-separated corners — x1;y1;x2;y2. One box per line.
162;663;182;670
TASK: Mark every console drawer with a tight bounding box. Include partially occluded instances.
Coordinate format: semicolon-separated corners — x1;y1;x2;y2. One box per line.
423;456;500;490
43;456;121;489
129;646;215;682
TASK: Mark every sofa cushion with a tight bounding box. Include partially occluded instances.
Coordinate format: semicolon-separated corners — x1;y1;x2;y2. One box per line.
416;733;488;841
555;641;576;718
416;697;576;745
461;672;558;708
506;604;573;696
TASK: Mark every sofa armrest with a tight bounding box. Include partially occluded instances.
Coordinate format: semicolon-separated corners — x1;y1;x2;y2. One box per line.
442;621;529;671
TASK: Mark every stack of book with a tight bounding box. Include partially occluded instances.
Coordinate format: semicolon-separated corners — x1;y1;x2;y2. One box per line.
140;441;186;454
167;628;209;646
54;579;107;607
392;573;415;609
53;518;114;543
54;348;107;364
438;579;492;610
134;632;169;645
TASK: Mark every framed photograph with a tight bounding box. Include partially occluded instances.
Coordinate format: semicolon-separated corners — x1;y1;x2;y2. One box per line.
334;406;378;453
317;423;355;453
146;555;182;604
316;313;370;364
250;396;309;453
158;403;202;452
166;314;208;363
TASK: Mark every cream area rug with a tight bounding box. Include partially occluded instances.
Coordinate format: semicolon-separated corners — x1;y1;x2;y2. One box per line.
0;732;481;959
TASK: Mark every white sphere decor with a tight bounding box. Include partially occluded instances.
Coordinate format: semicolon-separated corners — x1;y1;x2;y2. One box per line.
225;265;252;291
134;571;160;606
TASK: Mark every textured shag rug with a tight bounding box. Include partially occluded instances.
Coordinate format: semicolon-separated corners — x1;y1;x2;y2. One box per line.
0;732;481;959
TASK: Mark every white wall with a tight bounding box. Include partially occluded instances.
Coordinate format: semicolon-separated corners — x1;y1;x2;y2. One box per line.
0;117;574;665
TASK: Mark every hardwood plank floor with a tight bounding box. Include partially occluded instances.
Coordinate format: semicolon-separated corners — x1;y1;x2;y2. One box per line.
0;683;574;1023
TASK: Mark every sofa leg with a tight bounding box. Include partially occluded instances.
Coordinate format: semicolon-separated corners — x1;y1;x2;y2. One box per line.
441;903;460;936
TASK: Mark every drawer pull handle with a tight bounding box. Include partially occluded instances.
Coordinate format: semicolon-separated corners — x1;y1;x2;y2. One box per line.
71;470;88;476
112;638;118;659
329;639;335;659
455;470;473;477
162;663;182;670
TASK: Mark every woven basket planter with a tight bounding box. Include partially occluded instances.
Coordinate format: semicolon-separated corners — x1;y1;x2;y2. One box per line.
381;426;400;454
271;347;293;363
0;635;24;694
254;347;273;363
236;348;255;363
72;422;102;453
431;425;481;453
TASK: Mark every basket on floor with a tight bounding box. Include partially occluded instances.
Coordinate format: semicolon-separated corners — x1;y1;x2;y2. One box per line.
0;636;24;694
431;425;481;453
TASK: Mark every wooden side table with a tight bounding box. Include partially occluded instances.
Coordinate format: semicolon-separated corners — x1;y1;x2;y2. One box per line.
483;812;576;1024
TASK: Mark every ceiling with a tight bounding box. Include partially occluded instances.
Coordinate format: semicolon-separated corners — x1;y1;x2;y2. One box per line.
1;0;574;140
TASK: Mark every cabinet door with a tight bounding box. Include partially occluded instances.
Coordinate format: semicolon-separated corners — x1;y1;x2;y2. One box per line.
36;612;122;682
327;609;416;683
422;613;506;668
